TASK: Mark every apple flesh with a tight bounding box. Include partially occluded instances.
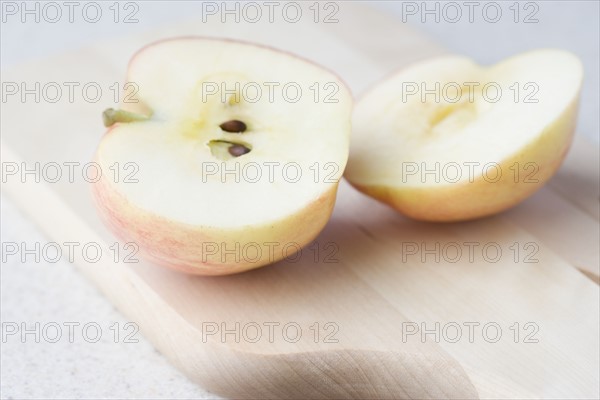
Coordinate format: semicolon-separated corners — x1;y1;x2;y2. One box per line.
93;38;352;275
345;49;583;222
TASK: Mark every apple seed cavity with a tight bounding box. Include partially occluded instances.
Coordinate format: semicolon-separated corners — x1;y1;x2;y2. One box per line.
219;120;247;133
102;108;150;127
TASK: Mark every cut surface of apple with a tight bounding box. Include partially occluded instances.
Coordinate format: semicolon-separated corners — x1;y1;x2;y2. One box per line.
345;49;583;222
93;37;352;275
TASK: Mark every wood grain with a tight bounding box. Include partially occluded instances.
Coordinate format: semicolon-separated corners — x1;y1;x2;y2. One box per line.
2;3;598;398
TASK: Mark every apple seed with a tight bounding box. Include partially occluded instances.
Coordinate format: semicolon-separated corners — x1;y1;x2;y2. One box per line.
220;120;247;133
208;140;251;160
228;144;251;157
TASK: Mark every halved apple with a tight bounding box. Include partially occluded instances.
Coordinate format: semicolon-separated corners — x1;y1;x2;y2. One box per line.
345;49;583;222
93;38;352;275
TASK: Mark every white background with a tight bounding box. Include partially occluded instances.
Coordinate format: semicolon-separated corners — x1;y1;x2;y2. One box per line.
1;1;599;398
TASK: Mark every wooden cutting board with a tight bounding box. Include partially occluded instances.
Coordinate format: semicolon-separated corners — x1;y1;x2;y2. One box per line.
2;3;598;399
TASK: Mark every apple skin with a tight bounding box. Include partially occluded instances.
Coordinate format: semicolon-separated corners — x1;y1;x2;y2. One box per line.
92;166;338;275
348;98;580;222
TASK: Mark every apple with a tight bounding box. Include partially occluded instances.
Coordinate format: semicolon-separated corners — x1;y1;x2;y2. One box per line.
93;37;352;275
345;49;583;222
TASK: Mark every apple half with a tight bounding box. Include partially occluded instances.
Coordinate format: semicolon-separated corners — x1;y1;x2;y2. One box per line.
345;49;583;222
93;38;352;275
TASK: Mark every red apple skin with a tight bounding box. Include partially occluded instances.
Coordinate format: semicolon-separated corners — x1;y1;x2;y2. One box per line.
92;166;339;275
349;98;580;222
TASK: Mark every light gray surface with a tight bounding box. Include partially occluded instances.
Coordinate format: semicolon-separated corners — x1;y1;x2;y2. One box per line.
0;197;215;400
1;1;598;399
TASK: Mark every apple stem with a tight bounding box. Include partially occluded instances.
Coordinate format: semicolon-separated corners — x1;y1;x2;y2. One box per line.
102;108;150;127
